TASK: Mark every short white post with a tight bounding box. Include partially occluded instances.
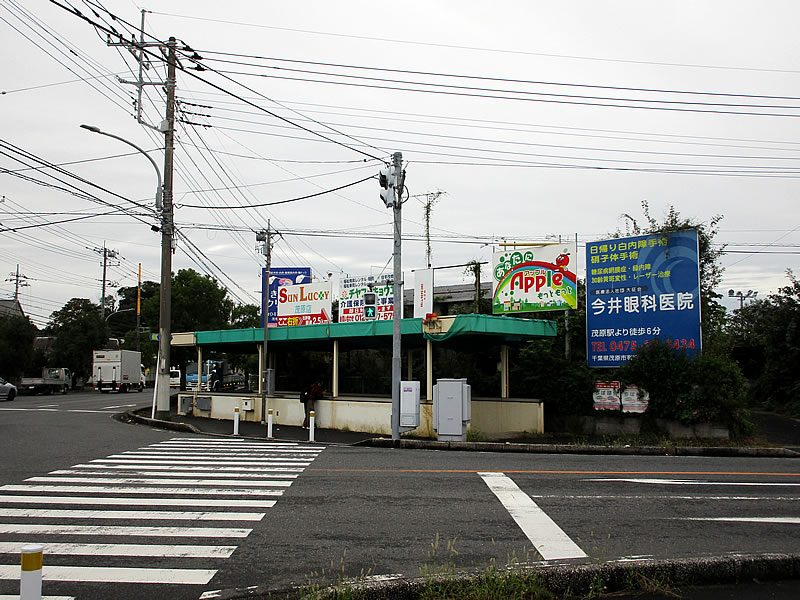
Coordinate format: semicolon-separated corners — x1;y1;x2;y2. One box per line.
233;406;240;436
20;544;43;600
309;410;315;442
267;408;273;439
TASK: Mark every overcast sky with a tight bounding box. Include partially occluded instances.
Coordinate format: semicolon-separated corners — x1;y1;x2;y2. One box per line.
2;0;799;329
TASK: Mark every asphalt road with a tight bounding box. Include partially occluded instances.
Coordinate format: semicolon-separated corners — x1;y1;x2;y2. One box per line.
1;390;799;600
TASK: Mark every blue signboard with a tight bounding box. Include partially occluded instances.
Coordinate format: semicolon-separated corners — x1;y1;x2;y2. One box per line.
585;230;702;367
262;267;312;327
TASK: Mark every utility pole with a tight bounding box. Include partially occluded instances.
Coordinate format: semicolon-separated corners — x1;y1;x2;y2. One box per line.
390;152;404;441
136;263;142;353
6;264;30;300
92;244;118;320
155;37;177;420
257;224;272;425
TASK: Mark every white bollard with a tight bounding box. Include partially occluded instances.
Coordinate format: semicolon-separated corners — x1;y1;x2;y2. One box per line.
233;406;240;436
20;544;43;600
309;410;315;442
267;408;273;439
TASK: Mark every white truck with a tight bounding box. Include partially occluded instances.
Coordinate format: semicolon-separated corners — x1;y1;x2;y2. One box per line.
92;349;145;393
19;367;72;395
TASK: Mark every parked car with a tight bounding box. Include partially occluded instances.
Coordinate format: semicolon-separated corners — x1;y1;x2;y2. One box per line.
0;377;16;401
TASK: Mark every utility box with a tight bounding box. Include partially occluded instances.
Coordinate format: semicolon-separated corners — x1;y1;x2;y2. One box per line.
241;399;253;411
433;378;471;441
400;381;420;431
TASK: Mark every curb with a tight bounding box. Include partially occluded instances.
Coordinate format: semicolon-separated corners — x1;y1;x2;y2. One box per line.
124;410;800;457
122;409;203;434
200;553;800;599
359;437;800;458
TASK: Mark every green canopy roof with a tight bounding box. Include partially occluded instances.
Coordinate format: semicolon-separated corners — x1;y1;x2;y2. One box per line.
188;314;556;351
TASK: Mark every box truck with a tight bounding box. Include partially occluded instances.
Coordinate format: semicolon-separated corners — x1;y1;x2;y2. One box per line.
92;349;145;393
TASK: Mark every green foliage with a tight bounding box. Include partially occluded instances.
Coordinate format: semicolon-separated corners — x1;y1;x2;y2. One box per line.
728;271;800;415
511;340;595;419
230;303;261;329
617;339;749;432
0;315;37;378
616;200;728;354
44;298;109;379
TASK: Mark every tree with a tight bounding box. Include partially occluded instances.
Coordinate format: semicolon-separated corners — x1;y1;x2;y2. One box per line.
729;271;800;415
230;304;261;329
44;298;109;380
0;315;37;379
617;200;727;353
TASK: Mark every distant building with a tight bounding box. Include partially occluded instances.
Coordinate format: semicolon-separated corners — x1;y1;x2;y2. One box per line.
0;298;25;320
403;282;492;316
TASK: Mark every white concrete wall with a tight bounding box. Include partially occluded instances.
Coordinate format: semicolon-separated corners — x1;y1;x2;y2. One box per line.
178;394;543;439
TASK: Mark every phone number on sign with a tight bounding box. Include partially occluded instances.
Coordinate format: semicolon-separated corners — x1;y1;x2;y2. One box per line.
593;338;697;353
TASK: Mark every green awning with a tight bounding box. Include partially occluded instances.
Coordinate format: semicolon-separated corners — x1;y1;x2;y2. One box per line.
189;313;555;351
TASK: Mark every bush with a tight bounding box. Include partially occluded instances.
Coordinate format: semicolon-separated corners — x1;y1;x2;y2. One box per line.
617;340;750;434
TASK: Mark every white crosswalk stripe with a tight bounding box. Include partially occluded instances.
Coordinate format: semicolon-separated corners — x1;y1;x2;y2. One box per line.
0;437;323;595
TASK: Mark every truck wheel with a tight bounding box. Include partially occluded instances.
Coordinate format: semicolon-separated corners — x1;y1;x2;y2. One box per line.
7;390;14;402
61;385;68;395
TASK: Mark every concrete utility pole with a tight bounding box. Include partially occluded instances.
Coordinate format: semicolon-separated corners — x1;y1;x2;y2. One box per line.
92;243;118;320
391;152;404;441
257;224;272;426
6;264;30;300
155;37;177;420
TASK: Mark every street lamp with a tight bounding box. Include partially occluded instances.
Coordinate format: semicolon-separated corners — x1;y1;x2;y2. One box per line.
80;124;172;419
80;125;162;209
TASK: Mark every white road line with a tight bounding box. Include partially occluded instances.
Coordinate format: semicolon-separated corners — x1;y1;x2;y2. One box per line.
0;564;217;584
479;472;587;561
102;404;136;409
66;409;117;413
0;524;252;537
121;450;321;456
26;476;294;487
155;442;318;450
93;458;312;466
1;485;283;496
684;517;800;524
0;495;276;508
587;478;800;487
0;508;265;521
50;469;298;479
529;494;800;501
0;541;237;558
70;463;304;473
0;595;74;600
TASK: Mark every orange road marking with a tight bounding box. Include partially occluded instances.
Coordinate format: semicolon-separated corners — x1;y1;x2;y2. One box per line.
309;468;800;477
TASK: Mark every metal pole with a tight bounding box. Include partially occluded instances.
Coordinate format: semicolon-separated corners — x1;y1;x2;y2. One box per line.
391;152;403;441
260;222;272;426
155;37;177;420
136;263;141;353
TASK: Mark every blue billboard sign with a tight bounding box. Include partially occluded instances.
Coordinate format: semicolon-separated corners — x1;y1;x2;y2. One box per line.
585;230;702;367
262;267;312;327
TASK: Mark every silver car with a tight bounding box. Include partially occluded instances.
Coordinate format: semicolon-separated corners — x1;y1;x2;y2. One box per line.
0;377;16;401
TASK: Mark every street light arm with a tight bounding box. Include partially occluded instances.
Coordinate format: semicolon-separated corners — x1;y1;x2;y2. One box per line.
105;307;136;321
80;124;163;210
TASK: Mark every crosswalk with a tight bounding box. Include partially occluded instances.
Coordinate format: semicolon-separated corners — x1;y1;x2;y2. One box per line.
0;437;323;598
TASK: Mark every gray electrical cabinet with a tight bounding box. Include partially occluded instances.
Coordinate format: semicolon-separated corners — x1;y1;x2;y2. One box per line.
433;378;471;441
400;381;420;431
